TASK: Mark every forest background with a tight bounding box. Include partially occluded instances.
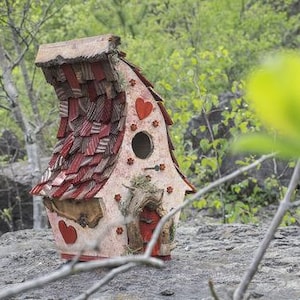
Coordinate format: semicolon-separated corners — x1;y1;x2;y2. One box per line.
1;0;300;230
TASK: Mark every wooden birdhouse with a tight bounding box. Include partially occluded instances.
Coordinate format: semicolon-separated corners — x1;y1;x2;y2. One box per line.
31;34;195;261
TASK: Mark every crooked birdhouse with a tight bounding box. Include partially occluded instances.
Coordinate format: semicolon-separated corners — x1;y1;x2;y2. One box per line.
31;34;195;261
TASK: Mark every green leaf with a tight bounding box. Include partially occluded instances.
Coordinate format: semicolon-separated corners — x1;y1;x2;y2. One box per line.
201;157;218;171
232;133;300;159
246;52;300;141
199;138;211;152
193;198;207;209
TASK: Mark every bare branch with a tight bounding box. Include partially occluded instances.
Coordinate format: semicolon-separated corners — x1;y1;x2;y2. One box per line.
0;255;164;299
0;103;11;111
290;199;300;207
0;153;275;299
233;159;300;300
31;118;55;135
74;263;137;300
4;0;65;69
19;0;30;31
144;153;275;257
209;279;220;300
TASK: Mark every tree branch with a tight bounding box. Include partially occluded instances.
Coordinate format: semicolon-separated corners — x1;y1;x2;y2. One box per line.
209;279;220;300
74;263;137;300
0;103;11;111
0;256;164;299
233;159;300;300
289;199;300;207
4;0;64;70
0;153;275;299
144;153;275;257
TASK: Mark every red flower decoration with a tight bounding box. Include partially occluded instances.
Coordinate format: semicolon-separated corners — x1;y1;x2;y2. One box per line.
127;157;134;165
130;124;137;131
159;164;166;171
116;227;123;235
152;120;159;127
129;79;136;86
114;194;122;202
167;186;173;194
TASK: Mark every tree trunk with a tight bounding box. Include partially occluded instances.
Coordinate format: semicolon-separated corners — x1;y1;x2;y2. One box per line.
0;44;47;229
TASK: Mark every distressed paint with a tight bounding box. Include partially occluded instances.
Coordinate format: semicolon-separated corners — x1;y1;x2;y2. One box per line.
32;35;195;261
139;207;161;256
47;211;128;258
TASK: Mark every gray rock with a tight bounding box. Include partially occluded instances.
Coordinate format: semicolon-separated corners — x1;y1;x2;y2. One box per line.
0;221;299;300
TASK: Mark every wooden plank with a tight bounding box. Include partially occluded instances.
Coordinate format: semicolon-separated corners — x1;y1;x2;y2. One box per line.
35;34;121;67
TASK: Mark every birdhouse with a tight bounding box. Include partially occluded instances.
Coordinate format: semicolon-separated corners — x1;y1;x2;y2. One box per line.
31;34;195;261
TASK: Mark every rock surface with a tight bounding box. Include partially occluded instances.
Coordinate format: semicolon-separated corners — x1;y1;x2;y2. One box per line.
0;157;50;233
0;217;299;300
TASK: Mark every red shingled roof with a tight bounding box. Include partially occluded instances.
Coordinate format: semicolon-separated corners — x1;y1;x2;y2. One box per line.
31;35;195;201
31;48;126;200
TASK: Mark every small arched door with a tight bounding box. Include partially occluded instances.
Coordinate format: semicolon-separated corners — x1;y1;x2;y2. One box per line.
139;205;160;256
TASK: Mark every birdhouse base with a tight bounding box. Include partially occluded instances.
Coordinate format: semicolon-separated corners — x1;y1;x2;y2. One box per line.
46;205;175;262
61;253;108;262
60;252;171;262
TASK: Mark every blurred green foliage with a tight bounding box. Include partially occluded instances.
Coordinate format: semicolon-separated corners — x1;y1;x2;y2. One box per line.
233;51;300;225
234;52;300;158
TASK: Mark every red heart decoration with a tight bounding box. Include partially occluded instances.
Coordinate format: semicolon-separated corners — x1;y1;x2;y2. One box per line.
58;220;77;244
135;97;153;120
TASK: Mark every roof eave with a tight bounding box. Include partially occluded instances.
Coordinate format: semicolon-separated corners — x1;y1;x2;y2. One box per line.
35;34;120;67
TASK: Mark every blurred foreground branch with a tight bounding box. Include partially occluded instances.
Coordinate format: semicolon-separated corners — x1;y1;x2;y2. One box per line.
0;256;164;299
0;153;274;299
145;153;275;256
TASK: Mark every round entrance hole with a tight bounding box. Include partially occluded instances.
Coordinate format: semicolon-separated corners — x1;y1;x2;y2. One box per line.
132;131;153;159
